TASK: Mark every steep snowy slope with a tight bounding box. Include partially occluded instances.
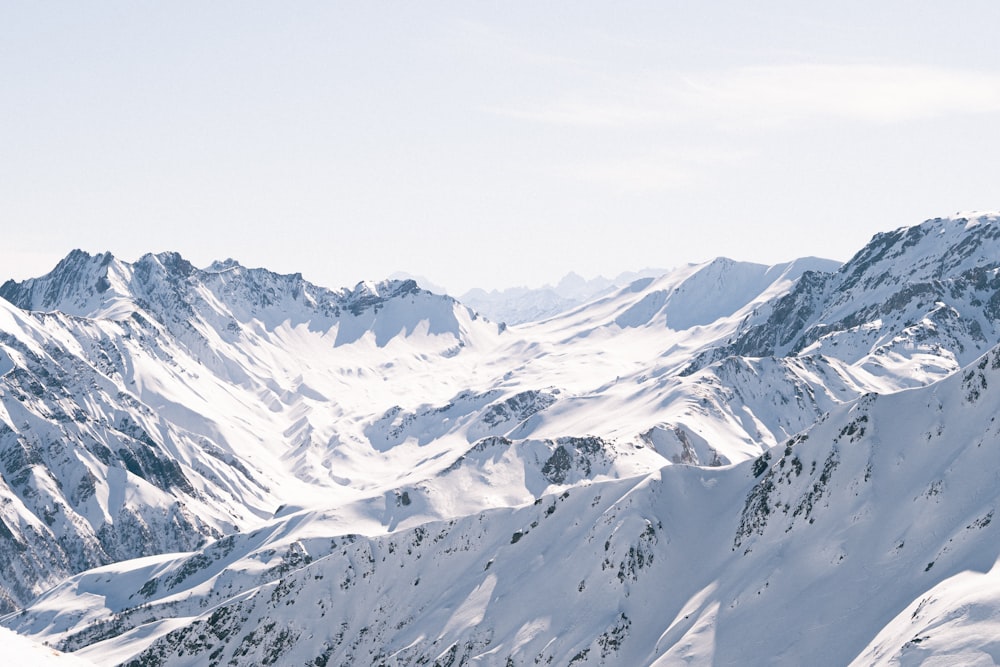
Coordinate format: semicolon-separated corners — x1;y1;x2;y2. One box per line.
0;296;240;612
0;253;509;610
3;213;1000;665
13;342;1000;666
462;256;845;464
0;251;497;354
689;214;1000;387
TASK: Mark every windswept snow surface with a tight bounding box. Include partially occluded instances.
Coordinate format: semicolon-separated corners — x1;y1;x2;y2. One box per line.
0;626;94;665
2;213;1000;664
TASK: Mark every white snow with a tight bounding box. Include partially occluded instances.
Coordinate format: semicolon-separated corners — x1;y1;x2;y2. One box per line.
0;627;94;665
1;215;1000;664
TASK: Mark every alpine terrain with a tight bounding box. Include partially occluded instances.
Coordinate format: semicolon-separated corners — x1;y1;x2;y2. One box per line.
2;213;1000;665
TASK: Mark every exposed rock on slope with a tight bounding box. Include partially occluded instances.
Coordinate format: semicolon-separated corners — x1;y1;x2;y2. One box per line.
3;214;1000;664
14;343;1000;665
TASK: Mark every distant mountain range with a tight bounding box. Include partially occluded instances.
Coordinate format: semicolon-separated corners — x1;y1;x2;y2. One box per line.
1;214;1000;665
458;268;669;324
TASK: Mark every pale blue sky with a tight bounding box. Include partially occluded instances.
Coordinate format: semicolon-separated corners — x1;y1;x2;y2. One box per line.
3;2;999;293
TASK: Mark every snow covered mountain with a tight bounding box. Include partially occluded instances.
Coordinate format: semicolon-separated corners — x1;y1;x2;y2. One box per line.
2;213;1000;665
0;252;502;611
13;343;1000;666
459;268;668;325
686;215;1000;384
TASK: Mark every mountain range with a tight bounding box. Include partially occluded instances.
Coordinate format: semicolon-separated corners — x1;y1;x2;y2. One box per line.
457;268;669;325
1;214;1000;664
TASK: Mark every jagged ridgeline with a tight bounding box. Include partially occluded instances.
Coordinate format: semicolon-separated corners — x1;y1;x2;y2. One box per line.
2;214;1000;665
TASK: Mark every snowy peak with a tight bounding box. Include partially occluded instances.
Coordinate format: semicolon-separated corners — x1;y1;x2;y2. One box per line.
658;256;837;331
1;251;494;350
536;256;839;337
687;213;1000;381
459;268;668;325
0;249;135;319
828;213;1000;313
0;249;206;321
10;213;1000;664
459;285;577;327
0;254;497;611
837;213;1000;292
204;257;241;272
343;278;422;315
19;341;1000;666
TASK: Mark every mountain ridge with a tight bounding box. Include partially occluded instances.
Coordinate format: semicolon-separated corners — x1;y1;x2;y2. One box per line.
2;213;1000;664
14;339;1000;665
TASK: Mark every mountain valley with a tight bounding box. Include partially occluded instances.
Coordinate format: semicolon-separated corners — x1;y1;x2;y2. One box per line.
2;214;1000;665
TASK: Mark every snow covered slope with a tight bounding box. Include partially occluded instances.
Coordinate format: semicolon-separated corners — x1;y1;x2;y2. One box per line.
2;213;1000;664
688;214;1000;386
12;342;1000;666
0;253;506;610
0;626;93;665
459;268;668;325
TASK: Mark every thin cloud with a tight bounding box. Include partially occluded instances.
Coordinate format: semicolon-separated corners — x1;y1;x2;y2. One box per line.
566;149;747;194
491;64;1000;128
488;99;662;127
689;64;1000;125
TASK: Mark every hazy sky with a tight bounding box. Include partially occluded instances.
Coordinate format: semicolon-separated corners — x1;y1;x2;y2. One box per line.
3;2;999;293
